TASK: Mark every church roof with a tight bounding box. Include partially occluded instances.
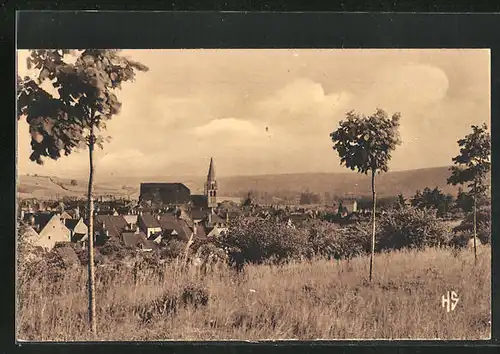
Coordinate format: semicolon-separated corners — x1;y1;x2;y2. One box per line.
207;157;216;181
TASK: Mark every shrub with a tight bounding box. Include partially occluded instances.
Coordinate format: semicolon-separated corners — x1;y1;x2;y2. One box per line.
221;218;309;265
70;179;78;186
98;238;134;260
305;220;370;260
377;206;450;251
160;239;187;259
453;208;491;245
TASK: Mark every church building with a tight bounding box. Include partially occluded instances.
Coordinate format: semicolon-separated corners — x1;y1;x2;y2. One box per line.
140;158;219;210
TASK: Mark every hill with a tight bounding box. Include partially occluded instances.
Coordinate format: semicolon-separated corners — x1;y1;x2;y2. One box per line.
17;166;474;201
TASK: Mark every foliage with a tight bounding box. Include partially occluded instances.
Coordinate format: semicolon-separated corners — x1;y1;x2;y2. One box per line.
447;123;491;199
16;246;491;340
221;218;310;264
306;219;370;260
395;193;407;210
98;238;134;260
377;206;450;251
330;108;402;175
70;179;78;186
160;239;188;259
455;187;474;213
453;208;491;245
17;50;149;164
410;187;454;217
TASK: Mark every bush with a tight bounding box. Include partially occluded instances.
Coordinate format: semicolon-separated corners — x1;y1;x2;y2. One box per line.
453;208;491;245
305;220;370;260
70;179;78;186
99;238;134;260
160;239;187;259
377;206;450;251
221;218;310;265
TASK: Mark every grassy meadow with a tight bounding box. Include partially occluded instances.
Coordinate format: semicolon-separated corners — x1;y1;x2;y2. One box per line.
17;245;491;341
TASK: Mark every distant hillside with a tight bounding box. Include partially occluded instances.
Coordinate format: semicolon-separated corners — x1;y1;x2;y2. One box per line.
218;166;464;198
17;166;476;201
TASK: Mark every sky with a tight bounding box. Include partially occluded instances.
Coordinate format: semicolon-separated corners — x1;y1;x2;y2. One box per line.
16;49;490;179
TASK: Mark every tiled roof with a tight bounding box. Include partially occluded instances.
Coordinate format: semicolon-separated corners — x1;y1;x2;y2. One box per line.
190;208;209;221
158;215;191;240
64;218;80;231
96;215;128;238
191;194;208;208
123;214;138;225
122;231;148;248
139;213;161;228
206;213;226;225
24;212;62;232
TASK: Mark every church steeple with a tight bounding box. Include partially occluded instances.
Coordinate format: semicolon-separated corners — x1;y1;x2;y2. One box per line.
205;157;217;208
207;157;215;181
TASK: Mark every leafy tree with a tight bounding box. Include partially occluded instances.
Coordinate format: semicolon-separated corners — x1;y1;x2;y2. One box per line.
447;123;491;264
330;108;401;281
396;193;407;210
455;187;474;213
17;49;148;334
410;187;451;217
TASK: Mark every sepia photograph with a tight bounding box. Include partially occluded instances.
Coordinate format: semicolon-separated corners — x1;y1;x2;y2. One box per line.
16;48;491;341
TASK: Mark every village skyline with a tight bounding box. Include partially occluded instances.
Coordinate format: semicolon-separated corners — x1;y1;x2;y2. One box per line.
16;49;490;180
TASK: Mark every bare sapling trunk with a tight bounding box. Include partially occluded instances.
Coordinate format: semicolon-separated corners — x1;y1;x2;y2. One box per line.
87;123;97;334
473;183;478;265
369;169;376;282
183;224;196;263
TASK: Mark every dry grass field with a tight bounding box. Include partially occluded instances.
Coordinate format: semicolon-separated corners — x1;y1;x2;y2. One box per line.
17;245;490;341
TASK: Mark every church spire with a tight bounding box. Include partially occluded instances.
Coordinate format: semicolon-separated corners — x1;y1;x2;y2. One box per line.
205;157;217;209
207;157;215;181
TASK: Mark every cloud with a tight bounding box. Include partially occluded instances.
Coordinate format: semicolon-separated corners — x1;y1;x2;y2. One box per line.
253;78;352;139
16;49;489;178
193;118;260;136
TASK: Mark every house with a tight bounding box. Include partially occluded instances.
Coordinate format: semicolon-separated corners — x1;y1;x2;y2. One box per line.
204;212;227;228
121;230;157;251
158;214;192;242
138;213;162;238
205;225;227;238
34;213;71;251
64;218;88;243
190;207;209;224
123;214;138;229
95;215;129;245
